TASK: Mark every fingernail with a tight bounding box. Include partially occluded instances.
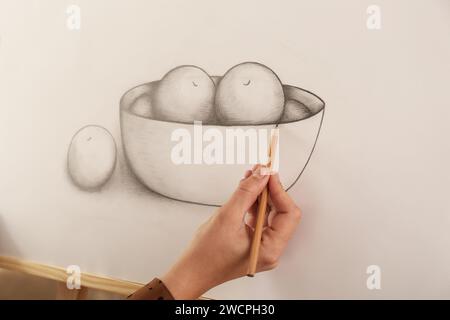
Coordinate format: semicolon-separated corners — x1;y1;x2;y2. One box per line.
261;166;273;176
252;165;269;179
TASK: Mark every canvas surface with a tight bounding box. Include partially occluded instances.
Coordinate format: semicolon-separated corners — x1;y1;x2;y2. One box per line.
0;0;449;298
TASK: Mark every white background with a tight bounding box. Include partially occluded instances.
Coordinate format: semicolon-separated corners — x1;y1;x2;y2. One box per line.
0;0;449;298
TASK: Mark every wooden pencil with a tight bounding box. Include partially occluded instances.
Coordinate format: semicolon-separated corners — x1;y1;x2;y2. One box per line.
247;130;278;277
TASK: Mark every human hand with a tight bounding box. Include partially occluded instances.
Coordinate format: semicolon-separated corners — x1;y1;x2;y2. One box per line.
162;165;302;299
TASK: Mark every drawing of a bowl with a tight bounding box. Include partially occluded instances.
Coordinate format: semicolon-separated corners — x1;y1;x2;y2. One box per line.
120;77;325;206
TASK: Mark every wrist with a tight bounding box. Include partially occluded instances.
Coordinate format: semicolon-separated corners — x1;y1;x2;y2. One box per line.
161;254;214;299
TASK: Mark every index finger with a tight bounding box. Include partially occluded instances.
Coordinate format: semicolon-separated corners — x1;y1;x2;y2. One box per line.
268;173;296;213
264;173;301;242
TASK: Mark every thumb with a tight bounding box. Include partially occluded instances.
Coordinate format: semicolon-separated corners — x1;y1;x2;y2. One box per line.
224;165;270;216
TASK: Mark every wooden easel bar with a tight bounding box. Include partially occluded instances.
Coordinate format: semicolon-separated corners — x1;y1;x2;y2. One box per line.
0;255;142;296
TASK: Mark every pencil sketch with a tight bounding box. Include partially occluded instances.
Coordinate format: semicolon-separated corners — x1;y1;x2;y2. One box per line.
118;62;325;206
67;125;117;191
65;62;324;205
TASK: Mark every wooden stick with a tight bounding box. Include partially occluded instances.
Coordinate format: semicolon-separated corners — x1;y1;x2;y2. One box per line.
247;130;278;277
0;255;141;296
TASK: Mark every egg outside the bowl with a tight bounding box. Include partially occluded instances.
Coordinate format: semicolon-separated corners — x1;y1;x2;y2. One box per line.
67;125;117;190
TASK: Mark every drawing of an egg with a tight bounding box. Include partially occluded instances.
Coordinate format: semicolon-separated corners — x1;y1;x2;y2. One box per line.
152;65;215;123
67;125;117;190
215;62;285;125
130;93;152;118
280;99;312;122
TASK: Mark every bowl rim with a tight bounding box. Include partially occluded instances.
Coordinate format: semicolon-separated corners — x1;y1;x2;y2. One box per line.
119;78;326;127
119;78;326;207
